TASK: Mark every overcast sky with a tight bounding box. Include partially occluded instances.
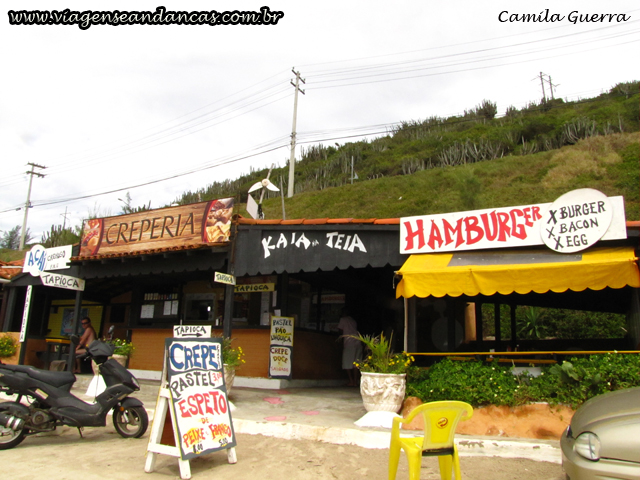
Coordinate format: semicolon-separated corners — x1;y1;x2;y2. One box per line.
1;0;638;241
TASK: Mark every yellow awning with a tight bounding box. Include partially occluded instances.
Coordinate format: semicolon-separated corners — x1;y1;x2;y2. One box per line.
396;246;640;298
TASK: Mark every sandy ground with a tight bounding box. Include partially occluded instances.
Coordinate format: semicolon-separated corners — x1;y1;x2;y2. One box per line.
1;427;563;480
402;398;574;440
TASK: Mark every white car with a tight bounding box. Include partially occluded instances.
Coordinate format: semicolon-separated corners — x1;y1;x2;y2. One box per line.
561;387;640;480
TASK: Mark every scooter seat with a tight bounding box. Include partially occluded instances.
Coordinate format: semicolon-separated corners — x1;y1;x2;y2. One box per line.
0;364;76;388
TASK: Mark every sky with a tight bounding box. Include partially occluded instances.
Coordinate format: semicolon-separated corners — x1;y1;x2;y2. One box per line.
1;0;638;242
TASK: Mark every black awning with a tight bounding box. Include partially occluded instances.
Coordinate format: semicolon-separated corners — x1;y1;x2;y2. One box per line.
234;224;407;276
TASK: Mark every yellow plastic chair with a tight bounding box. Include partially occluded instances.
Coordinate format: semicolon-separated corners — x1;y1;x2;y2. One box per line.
389;400;473;480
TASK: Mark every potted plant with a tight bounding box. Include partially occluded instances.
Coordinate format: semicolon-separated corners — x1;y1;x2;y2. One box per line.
352;332;414;412
108;338;135;367
220;336;245;393
0;333;18;361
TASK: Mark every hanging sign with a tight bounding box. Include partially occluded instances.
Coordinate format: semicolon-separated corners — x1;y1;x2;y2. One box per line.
269;316;294;379
541;188;614;253
214;272;236;285
40;272;85;291
23;244;73;276
165;337;236;460
400;191;626;254
173;325;212;338
234;283;274;293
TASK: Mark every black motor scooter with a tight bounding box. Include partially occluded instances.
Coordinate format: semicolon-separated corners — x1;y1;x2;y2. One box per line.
0;331;148;450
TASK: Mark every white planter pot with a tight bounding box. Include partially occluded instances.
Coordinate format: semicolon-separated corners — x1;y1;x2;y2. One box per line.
111;354;128;368
224;364;236;394
360;372;406;413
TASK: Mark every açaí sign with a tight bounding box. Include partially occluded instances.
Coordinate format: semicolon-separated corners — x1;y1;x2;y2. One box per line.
400;189;626;254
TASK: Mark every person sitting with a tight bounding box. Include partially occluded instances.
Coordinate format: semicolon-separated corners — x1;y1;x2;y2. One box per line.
74;316;97;373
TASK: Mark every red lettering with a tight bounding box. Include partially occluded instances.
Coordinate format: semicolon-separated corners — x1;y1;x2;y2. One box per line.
480;212;499;241
522;207;533;227
209;391;220;414
464;215;484;245
178;399;191;418
204;393;213;415
426;220;443;250
531;206;542;221
509;208;527;240
194;393;205;415
403;219;425;250
443;218;464;247
496;212;511;242
188;395;199;416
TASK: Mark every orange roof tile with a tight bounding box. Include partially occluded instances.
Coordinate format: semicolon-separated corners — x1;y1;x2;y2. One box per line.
0;259;24;280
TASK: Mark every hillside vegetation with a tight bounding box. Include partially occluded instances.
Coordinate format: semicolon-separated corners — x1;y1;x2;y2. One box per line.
173;81;639;221
1;82;638;263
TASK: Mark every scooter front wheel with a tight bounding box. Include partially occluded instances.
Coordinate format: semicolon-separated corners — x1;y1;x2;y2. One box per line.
112;405;148;439
0;404;27;450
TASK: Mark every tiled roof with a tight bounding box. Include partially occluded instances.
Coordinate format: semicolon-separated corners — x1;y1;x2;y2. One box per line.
236;216;400;225
0;259;24;280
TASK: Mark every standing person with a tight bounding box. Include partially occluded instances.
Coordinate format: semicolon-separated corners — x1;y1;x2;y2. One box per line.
337;308;363;387
74;316;97;373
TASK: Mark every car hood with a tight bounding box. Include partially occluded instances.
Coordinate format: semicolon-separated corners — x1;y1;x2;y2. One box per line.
571;387;640;463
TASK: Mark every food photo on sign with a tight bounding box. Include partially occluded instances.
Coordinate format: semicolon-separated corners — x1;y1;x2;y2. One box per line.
165;338;236;460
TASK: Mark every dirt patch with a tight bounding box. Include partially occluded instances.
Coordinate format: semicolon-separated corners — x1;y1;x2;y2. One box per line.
401;397;574;440
1;429;563;480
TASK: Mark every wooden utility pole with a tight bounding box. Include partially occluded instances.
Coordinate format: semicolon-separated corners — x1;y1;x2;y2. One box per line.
19;162;46;250
547;75;559;100
287;68;305;198
538;72;547;102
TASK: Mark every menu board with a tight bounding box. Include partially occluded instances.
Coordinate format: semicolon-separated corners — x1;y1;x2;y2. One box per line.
165;338;236;460
269;316;294;379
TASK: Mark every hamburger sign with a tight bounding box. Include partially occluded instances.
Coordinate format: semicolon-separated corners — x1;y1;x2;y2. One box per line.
400;189;626;254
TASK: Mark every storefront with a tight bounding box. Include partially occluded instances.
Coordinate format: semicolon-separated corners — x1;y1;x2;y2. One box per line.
4;189;638;380
395;189;640;359
1;201;410;384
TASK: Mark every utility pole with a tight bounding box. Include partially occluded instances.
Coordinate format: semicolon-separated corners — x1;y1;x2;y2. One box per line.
547;75;559;100
61;206;69;230
19;163;46;250
287;68;305;198
538;72;547;102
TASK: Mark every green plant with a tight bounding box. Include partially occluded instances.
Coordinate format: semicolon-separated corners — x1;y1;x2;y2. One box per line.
407;358;520;407
220;336;245;368
406;353;640;409
0;334;18;358
351;332;414;374
108;338;135;357
519;307;545;339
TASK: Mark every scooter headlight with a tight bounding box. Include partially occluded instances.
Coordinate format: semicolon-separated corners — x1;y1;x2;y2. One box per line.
131;376;140;390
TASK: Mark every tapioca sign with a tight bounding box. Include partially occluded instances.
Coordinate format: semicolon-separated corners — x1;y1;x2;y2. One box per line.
541;189;613;253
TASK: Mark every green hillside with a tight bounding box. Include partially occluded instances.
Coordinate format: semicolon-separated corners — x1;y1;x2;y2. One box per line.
173;81;639;221
258;133;639;220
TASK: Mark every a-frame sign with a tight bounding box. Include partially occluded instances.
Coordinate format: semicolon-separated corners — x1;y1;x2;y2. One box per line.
145;334;237;479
